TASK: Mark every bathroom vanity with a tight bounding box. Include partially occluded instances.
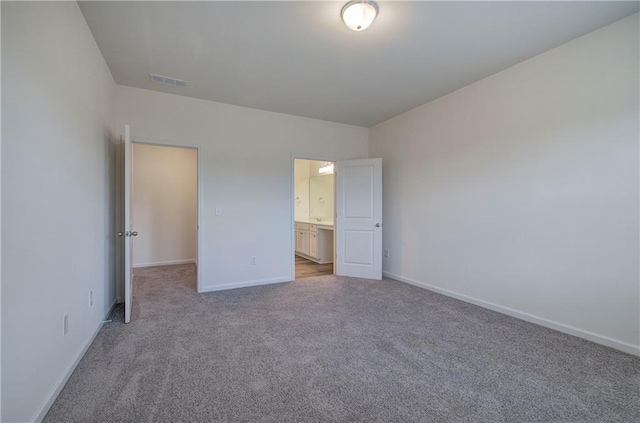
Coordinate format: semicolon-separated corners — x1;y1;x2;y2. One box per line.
295;220;334;264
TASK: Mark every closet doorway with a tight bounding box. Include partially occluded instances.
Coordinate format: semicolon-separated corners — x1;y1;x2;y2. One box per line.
293;158;335;279
131;142;199;291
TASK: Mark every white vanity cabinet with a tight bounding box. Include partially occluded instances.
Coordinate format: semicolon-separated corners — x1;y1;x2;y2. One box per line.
295;221;333;264
309;231;318;258
295;222;310;256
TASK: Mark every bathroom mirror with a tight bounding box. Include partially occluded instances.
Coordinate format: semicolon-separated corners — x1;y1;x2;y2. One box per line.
309;174;334;220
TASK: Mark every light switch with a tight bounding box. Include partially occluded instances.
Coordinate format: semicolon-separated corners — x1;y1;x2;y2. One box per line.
215;207;222;216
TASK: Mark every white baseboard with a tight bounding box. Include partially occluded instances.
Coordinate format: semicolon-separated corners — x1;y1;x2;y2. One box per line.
199;276;292;293
133;259;196;268
383;271;640;357
32;300;117;422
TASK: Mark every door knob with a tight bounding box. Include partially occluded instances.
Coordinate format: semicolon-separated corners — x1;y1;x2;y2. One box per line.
131;231;138;237
375;223;382;227
117;232;124;237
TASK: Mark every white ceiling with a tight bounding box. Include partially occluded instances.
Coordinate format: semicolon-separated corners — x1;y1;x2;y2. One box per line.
79;1;638;127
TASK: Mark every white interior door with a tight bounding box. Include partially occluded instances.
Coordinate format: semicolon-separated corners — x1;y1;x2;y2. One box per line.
335;158;383;280
123;124;134;323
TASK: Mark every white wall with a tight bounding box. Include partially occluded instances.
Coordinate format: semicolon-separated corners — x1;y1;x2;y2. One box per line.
132;143;198;267
116;86;368;291
370;15;639;355
1;2;117;421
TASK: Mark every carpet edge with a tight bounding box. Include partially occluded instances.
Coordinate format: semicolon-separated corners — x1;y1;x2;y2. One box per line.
32;300;117;423
384;271;640;357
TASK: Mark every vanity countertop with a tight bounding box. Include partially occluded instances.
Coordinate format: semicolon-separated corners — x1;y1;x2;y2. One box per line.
296;219;334;228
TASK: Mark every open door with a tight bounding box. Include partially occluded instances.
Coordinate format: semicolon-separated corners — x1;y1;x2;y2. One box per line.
335;158;383;280
123;124;135;323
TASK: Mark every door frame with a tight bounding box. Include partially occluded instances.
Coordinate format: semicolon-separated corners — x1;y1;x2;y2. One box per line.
131;136;204;293
290;154;337;280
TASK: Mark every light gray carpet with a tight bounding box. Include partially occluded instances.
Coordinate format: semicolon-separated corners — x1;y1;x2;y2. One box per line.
45;264;640;422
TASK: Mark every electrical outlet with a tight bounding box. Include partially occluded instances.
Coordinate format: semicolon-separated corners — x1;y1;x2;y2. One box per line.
63;314;69;336
89;290;93;307
250;256;257;265
384;249;390;258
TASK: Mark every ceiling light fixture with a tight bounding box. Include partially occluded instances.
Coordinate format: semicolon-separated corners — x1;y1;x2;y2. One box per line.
341;0;378;32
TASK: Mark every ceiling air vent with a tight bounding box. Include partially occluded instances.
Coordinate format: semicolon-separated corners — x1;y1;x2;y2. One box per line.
149;73;188;88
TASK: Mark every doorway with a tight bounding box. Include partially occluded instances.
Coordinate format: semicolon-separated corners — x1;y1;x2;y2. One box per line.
131;143;199;291
293;158;335;279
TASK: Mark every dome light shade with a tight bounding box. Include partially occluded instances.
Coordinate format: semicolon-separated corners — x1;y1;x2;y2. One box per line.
341;1;378;32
